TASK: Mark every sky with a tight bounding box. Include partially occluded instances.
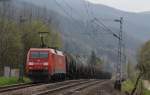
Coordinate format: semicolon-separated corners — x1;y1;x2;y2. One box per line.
87;0;150;12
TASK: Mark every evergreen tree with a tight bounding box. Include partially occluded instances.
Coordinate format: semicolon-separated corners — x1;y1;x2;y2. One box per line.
89;51;97;65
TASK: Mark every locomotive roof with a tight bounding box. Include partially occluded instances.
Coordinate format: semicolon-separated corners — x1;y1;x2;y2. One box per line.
29;48;64;56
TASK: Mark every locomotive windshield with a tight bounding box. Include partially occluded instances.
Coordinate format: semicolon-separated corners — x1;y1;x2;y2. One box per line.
30;51;48;58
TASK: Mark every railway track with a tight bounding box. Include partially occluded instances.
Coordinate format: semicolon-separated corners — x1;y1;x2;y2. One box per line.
63;80;109;95
0;82;44;93
33;79;107;95
0;79;88;94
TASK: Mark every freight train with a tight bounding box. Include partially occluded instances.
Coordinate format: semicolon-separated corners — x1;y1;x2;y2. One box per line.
26;48;111;82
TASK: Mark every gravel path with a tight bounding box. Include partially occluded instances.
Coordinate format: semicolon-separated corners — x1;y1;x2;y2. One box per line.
143;80;150;90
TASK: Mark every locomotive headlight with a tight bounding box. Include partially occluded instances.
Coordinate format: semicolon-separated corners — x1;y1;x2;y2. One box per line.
29;67;33;69
28;62;34;65
43;62;48;66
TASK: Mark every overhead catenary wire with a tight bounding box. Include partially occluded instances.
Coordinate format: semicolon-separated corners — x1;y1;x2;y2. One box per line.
82;0;120;38
92;17;120;39
81;0;119;40
80;1;127;81
82;2;126;81
54;0;116;37
75;0;89;33
53;0;84;33
62;0;85;19
54;0;120;52
81;0;119;53
54;0;73;19
55;0;120;39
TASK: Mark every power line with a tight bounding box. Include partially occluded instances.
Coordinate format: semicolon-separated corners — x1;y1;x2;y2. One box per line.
93;17;119;38
62;0;85;19
91;16;127;91
92;17;123;38
80;1;113;35
81;0;91;33
55;0;115;37
55;0;119;39
54;0;73;19
80;1;118;38
81;0;120;38
83;1;126;87
54;0;123;56
81;1;118;51
53;0;84;32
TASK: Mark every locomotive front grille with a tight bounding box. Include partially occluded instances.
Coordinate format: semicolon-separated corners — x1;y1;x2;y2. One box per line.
28;70;49;77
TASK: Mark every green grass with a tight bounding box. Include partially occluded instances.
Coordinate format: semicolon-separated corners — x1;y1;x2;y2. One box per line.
0;77;31;86
122;80;150;95
144;89;150;95
122;80;134;93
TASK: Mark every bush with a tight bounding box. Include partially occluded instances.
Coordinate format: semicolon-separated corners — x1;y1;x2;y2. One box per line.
122;80;134;93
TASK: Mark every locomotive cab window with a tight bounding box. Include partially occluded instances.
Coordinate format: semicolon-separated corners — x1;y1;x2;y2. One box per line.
30;51;48;58
40;52;48;58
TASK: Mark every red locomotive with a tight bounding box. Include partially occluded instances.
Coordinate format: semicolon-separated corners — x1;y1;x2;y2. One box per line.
26;48;66;81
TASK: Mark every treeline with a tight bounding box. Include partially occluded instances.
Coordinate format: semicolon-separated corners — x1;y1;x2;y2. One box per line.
0;1;62;75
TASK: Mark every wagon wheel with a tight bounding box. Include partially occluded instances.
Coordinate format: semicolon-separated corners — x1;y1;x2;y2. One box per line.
45;75;51;83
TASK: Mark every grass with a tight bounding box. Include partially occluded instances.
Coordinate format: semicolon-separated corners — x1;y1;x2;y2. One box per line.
144;88;150;95
122;79;150;95
122;80;134;93
0;77;31;86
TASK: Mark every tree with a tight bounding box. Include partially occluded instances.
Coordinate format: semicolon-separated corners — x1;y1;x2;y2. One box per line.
89;51;97;65
131;40;150;95
138;41;150;79
0;19;22;75
88;51;103;65
88;51;103;77
127;60;136;80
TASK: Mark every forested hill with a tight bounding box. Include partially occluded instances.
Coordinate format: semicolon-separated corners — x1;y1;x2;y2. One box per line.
2;0;150;64
20;0;150;41
12;0;148;62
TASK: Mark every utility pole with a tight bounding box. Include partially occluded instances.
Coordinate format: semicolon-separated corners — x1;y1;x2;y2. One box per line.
92;16;126;90
114;17;123;91
18;16;26;82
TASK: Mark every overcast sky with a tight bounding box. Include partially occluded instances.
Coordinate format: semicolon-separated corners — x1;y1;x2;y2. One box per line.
87;0;150;12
